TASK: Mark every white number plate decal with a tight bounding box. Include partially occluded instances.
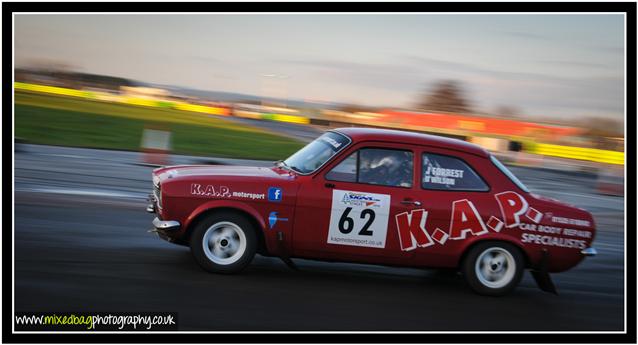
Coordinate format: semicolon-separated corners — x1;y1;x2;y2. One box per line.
327;189;391;248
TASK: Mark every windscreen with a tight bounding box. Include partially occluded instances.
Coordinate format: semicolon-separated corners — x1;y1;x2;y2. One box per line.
283;131;351;174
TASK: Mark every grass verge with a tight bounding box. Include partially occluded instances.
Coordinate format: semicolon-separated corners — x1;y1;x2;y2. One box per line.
15;91;305;160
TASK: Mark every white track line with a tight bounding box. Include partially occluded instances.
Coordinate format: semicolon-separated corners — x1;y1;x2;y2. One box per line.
16;187;145;199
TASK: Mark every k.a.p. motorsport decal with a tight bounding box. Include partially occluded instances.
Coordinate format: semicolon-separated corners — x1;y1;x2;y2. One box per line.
190;183;265;200
395;191;546;251
190;183;231;197
327;190;391;248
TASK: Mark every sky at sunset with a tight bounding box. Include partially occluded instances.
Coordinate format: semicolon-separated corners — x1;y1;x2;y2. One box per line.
14;13;625;120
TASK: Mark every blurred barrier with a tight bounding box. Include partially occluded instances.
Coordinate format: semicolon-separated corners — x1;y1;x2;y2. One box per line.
14;82;624;166
93;92;125;103
15;82;92;98
123;97;160;107
309;118;331;126
233;110;263;120
15;82;230;116
468;136;509;152
511;151;545;168
525;143;624;165
270;113;310;124
380;109;584;141
174;102;230;116
233;109;310;124
320;109;624;166
320;109;470;139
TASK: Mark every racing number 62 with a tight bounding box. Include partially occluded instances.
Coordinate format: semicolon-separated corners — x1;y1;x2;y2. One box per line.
338;207;375;236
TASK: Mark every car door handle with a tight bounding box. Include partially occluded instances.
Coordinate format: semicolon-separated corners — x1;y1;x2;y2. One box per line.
325;183;335;188
401;199;422;207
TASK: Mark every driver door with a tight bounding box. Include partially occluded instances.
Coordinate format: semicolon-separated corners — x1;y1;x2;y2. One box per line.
292;143;420;264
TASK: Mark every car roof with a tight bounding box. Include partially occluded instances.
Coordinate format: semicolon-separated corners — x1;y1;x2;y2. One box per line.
333;127;490;158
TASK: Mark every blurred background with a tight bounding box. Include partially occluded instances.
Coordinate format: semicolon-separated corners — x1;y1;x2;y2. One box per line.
14;15;624;177
13;13;626;331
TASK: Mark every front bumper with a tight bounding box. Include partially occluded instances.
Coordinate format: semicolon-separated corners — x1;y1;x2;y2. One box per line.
152;217;181;232
147;193;181;239
149;216;182;245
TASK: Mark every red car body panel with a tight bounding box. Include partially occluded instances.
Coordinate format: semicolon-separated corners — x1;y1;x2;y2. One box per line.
151;128;596;273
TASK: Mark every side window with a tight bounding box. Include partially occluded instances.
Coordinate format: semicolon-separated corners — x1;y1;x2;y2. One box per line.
422;153;488;191
326;148;414;188
325;152;357;182
359;149;413;187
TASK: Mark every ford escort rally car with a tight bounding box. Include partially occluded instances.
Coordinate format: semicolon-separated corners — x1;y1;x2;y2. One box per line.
148;127;597;296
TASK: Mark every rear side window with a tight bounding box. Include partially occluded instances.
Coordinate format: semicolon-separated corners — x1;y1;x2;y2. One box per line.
422;153;488;191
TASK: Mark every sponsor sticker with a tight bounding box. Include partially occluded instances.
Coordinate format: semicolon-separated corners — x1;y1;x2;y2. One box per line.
268;187;283;202
190;184;266;200
268;211;288;229
423;165;465;186
551;216;591;227
327;190;390;249
526;208;543;223
518;223;592;239
340;191;382;208
393;191;563;252
521;233;587;249
232;191;265;200
395;209;434;251
190;184;230;197
320;136;343;150
487;216;504;233
431;228;449;245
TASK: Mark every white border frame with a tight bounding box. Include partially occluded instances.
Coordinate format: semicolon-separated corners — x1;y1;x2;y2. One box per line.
9;10;629;336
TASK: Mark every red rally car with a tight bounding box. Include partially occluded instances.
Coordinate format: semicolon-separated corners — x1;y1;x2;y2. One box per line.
147;127;597;296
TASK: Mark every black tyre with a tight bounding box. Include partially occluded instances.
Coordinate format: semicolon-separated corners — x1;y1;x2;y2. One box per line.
190;211;257;274
461;241;524;296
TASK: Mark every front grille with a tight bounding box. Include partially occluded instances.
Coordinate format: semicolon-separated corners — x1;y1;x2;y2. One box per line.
153;184;162;209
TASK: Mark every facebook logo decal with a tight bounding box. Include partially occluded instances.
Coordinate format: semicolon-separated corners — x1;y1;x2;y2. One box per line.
268;187;283;202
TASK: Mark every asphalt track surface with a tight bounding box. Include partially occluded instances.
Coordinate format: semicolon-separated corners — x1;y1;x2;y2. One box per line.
14;144;625;331
219;116;323;143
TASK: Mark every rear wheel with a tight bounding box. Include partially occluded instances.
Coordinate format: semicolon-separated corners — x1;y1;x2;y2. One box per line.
462;242;524;296
190;212;257;274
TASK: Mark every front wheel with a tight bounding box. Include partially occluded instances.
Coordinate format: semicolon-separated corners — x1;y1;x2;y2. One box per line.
190;212;257;274
462;242;524;296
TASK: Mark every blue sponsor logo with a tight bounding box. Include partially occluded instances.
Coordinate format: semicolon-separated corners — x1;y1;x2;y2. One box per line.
268;212;288;229
268;187;283;202
341;192;381;207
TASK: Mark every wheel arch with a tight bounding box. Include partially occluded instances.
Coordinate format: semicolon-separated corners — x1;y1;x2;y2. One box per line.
457;237;532;270
183;201;269;255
